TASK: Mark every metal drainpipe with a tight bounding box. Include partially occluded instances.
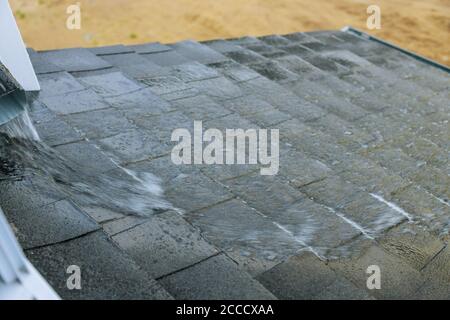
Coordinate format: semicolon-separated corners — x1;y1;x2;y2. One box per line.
0;0;40;126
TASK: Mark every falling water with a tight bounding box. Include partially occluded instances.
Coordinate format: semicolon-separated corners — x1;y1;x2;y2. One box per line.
0;110;174;217
0;111;40;141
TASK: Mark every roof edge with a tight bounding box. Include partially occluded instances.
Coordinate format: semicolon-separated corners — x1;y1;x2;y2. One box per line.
342;26;450;74
0;0;40;91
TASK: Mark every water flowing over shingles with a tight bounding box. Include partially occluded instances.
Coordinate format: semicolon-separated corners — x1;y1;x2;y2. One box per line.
2;29;450;299
16;32;449;260
370;193;414;222
0;110;40;141
0;117;174;217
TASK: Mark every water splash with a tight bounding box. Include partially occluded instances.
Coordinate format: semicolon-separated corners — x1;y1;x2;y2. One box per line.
0;111;40;141
0;111;174;217
370;193;413;222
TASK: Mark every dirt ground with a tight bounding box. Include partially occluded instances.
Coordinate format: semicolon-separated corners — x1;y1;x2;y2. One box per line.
10;0;450;66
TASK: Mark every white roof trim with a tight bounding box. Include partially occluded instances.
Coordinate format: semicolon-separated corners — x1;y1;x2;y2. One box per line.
0;0;40;91
0;208;59;300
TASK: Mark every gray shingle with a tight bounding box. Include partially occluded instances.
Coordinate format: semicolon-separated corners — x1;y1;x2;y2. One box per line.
169;62;220;82
39;88;110;114
96;128;171;163
26;231;173;300
38;48;112;72
100;52;165;79
164;172;234;213
54;140;117;173
172;94;231;120
202;39;244;53
5;199;99;249
259;35;291;47
129;110;191;135
34;112;83;146
189;76;243;100
171;40;229;64
0;173;66;215
159;254;276;299
207;60;261;82
328;245;425;299
277;44;314;56
186;199;303;275
27;48;63;74
312;277;375;300
128;42;172;54
299;176;407;237
379;223;445;271
282;32;319;43
37;72;86;98
143;50;191;67
248;60;299;82
62;107;133;139
257;252;337;299
302;54;352;76
104;87;173;118
227;36;260;46
301;41;330;52
77;71;144;97
89;44;134;56
111;210;218;279
224;49;268;65
102;215;147;236
158;87;200;101
139;75;191;95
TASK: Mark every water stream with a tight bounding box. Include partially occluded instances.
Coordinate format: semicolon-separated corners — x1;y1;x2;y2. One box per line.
0;110;174;217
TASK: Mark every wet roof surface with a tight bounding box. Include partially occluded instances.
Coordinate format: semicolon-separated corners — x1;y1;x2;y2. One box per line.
1;30;450;299
0;62;20;98
0;62;25;126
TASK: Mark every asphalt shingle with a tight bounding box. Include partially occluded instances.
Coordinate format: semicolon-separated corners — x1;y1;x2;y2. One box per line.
6;29;449;299
27;48;63;74
39;88;111;115
37;72;86;98
89;44;134;56
5;199;99;250
186;199;304;275
143;50;191;67
27;231;173;300
159;254;276;299
38;48;112;72
111;210;218;279
104;87;172;118
256;252;337;299
171;40;229;64
62;107;135;139
100;52;165;79
128;42;172;54
54;140;117;173
77;71;144;97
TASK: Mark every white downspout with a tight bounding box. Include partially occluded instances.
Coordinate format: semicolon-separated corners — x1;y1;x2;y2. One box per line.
0;0;40;91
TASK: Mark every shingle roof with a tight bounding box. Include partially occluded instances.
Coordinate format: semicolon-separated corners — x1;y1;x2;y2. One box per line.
2;29;450;299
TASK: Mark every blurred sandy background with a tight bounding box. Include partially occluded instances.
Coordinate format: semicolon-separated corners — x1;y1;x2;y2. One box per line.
10;0;450;66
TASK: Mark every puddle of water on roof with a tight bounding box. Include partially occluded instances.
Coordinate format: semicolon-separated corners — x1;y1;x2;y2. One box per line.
0;110;174;217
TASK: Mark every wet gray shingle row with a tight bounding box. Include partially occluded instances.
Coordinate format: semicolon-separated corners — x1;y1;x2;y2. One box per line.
2;30;450;299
